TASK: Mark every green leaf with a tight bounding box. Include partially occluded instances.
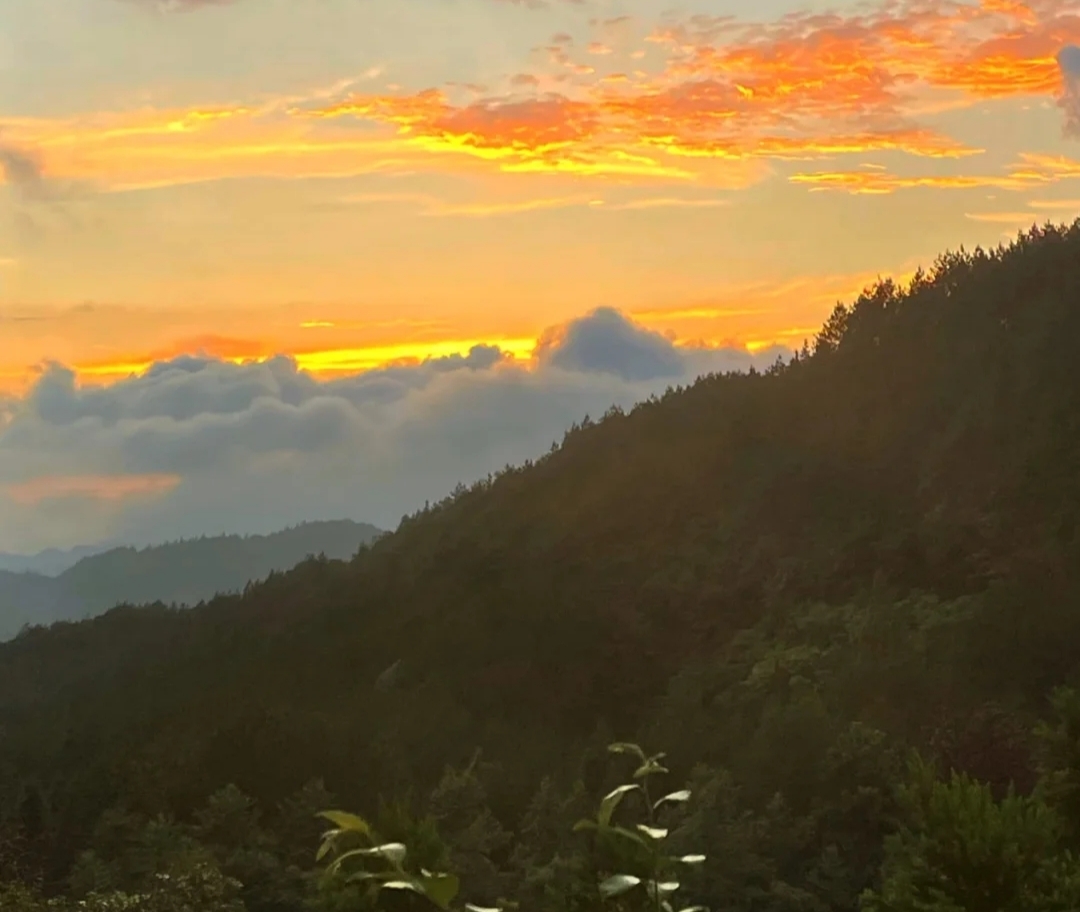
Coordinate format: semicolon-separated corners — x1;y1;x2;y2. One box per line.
382;880;424;895
465;905;501;912
327;848;381;873
677;855;705;865
418;872;460;909
633;758;670;780
637;825;669;840
609;825;648;848
651;881;680;894
599;874;641;898
344;872;381;884
599;784;640;826
366;843;407;865
653;790;691;809
608;743;646;760
676;906;708;912
573;819;598;833
328;842;407;872
318;811;372;836
315;838;334;862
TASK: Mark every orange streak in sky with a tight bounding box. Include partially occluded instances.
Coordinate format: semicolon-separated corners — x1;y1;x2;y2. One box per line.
6;474;182;506
787;152;1079;193
73;337;540;383
1;0;1075;192
0;263;945;395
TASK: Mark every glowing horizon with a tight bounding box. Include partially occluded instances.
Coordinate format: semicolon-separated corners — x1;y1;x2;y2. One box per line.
4;0;1080;550
4;0;1080;391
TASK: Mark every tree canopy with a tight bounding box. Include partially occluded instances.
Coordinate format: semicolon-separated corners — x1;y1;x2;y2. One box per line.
4;222;1080;910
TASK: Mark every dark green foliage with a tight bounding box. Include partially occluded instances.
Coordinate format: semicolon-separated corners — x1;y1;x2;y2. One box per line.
315;809;459;912
862;757;1080;912
3;224;1080;908
4;864;246;911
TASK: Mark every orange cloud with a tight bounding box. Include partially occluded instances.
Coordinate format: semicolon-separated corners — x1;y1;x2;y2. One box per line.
788;169;1038;193
6;473;181;506
787;151;1080;193
4;0;1073;193
639;127;980;161
0;106;421;192
654;0;1080;109
294;0;1076;184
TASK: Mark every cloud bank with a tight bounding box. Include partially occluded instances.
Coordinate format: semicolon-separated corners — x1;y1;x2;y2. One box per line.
0;308;789;552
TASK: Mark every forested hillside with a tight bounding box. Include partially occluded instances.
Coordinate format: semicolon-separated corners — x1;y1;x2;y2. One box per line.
0;520;382;640
0;545;110;577
4;223;1080;911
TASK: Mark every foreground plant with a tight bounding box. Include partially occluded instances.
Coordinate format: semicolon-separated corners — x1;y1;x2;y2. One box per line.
316;810;462;911
573;743;707;912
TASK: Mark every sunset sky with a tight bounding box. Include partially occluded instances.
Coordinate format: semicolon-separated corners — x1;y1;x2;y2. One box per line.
2;0;1080;552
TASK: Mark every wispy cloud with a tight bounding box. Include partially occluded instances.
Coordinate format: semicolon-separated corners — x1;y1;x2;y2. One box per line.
5;0;1078;194
598;196;729;210
1028;197;1080;210
297;0;1080;182
632;306;762;321
964;210;1043;223
6;473;180;506
338;190;731;216
787;151;1080;195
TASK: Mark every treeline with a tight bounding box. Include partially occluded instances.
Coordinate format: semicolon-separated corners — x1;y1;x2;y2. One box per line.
0;520;383;640
2;223;1080;908
8;713;1080;911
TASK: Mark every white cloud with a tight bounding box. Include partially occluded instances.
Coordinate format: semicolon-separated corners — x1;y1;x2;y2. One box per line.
0;307;789;551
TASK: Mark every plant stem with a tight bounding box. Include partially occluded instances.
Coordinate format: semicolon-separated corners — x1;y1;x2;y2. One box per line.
639;778;661;912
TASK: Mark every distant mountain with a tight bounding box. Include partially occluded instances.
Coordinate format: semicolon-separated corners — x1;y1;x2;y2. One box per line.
0;543;113;576
0;520;383;640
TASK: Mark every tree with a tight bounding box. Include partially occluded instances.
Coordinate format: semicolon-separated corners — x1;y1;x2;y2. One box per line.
862;756;1080;912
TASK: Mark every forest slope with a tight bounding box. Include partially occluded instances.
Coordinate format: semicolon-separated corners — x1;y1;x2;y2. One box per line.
0;520;382;640
2;224;1080;900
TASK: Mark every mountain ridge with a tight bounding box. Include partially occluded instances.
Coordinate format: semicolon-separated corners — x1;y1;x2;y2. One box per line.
0;544;114;576
0;519;384;640
2;223;1080;901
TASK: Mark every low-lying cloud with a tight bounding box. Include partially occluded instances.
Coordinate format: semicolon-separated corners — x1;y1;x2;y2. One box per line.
1059;45;1080;138
0;308;789;552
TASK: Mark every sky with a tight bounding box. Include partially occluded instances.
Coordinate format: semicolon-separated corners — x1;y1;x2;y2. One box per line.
2;0;1080;552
